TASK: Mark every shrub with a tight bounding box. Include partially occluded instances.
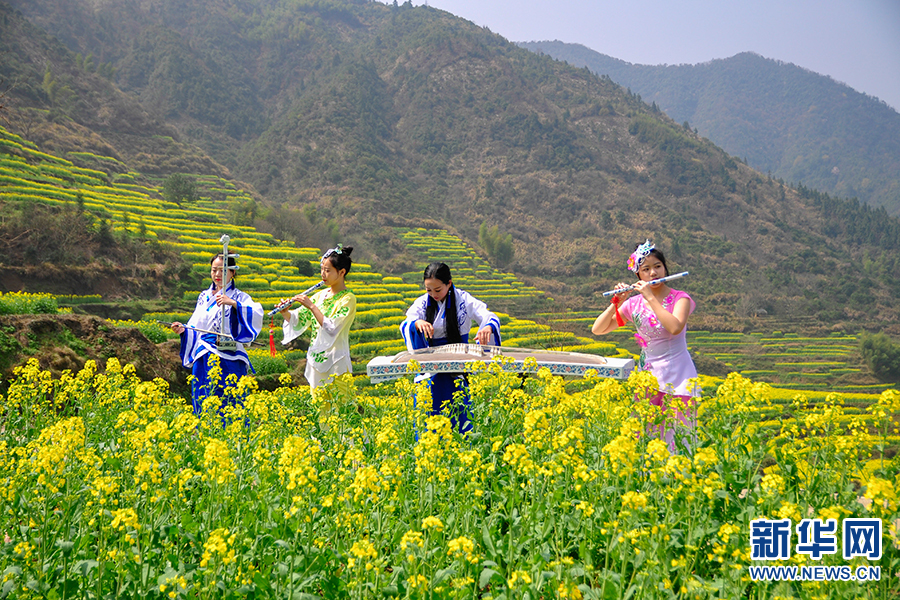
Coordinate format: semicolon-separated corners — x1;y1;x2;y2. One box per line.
109;320;177;344
247;349;290;375
0;291;58;315
859;331;900;383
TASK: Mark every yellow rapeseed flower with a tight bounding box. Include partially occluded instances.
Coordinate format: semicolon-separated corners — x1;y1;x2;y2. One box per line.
447;536;479;564
863;477;897;513
202;438;235;485
110;508;139;531
620;491;648;512
507;570;532;589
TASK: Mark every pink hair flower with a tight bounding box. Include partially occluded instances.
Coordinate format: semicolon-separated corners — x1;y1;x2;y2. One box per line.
627;240;655;273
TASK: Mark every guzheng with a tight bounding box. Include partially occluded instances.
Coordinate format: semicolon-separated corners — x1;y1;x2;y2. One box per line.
366;344;634;383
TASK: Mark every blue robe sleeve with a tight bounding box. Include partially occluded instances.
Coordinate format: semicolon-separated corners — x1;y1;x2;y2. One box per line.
229;298;264;344
401;294;430;351
401;319;430;351
179;328;201;368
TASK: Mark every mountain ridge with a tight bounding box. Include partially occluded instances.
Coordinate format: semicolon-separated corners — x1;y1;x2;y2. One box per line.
519;40;900;214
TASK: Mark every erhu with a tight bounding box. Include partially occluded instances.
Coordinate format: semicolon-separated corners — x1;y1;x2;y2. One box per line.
217;234;239;351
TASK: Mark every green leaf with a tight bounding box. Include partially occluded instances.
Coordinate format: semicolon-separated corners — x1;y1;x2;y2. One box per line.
58;580;79;597
1;581;16;600
74;560;99;577
481;523;497;557
434;567;455;585
478;568;500;588
54;540;74;556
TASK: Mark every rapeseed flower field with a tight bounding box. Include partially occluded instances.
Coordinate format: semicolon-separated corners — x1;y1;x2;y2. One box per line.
1;358;897;599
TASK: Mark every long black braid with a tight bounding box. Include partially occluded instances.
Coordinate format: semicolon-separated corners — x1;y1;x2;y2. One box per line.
423;262;461;344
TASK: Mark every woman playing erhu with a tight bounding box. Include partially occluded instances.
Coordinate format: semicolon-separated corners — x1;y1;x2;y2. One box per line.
171;253;263;416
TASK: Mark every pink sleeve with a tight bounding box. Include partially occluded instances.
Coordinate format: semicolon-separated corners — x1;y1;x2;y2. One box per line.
670;290;696;315
618;295;640;322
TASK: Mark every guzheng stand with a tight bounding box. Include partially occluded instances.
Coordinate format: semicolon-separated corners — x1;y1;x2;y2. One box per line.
366;344;634;384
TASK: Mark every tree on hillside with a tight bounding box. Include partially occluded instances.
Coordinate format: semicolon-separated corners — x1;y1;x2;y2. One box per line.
859;332;900;383
479;221;514;266
0;78;11;125
230;196;259;227
162;173;199;206
41;67;74;114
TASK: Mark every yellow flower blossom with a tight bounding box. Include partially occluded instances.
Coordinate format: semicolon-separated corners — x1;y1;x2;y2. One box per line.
507;570;532;589
110;508;139;531
202;438;235;485
447;536;479;564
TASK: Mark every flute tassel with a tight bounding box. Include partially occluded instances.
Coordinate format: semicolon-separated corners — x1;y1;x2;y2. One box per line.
611;295;625;327
269;316;277;357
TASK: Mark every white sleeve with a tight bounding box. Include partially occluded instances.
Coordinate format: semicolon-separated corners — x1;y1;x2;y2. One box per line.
465;292;501;345
405;294;428;322
281;307;313;345
307;294;356;368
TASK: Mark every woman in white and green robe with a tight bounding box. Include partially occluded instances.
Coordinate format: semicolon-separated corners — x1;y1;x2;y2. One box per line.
281;245;357;390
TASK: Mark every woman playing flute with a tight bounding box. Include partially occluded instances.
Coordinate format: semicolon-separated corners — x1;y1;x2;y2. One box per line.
280;245;357;391
400;262;501;433
171;253;264;416
591;240;698;453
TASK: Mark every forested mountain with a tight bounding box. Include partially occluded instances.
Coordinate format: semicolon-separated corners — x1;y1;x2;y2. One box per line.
519;41;900;214
0;4;232;177
3;0;900;326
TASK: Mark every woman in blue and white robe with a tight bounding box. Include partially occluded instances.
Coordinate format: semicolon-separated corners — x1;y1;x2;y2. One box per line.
172;254;263;415
400;262;501;432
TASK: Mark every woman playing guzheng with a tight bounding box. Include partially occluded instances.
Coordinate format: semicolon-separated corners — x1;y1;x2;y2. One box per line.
171;253;264;416
280;245;357;391
400;262;501;433
591;240;698;453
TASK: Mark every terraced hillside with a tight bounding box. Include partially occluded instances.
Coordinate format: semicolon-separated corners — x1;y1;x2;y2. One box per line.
0;126;630;379
2;125;897;454
539;308;891;394
2;123;895;396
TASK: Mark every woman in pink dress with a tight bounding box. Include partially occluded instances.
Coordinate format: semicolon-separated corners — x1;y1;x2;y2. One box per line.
591;240;698;453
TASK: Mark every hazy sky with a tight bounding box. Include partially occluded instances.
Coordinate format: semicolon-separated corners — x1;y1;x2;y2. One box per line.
408;0;900;112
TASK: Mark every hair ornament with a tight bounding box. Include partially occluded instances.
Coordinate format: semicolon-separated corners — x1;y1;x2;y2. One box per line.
627;240;655;273
322;243;343;259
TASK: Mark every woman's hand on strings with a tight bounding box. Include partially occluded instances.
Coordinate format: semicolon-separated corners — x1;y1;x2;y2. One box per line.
475;326;493;345
415;319;434;339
